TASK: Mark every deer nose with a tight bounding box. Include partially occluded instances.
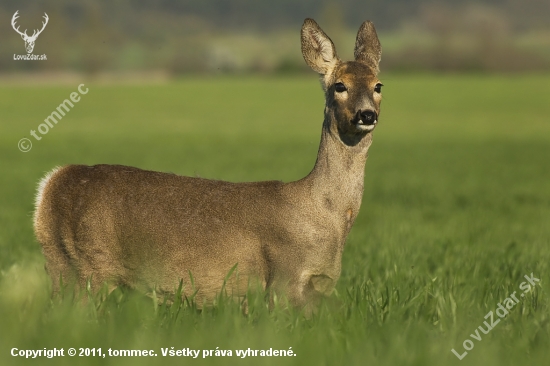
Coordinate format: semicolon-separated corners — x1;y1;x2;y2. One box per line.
358;110;377;125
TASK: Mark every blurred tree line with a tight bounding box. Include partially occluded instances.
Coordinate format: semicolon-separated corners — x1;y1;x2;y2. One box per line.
1;0;549;75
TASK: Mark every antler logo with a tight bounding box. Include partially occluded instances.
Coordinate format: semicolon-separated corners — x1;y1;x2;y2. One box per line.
12;10;49;54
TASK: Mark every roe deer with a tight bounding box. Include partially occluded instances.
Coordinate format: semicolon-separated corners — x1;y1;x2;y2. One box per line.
33;18;383;312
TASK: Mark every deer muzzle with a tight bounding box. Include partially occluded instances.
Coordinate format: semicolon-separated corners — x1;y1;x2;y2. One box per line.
353;109;378;126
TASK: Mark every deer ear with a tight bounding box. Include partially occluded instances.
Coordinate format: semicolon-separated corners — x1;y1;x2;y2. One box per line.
354;21;382;74
301;18;338;75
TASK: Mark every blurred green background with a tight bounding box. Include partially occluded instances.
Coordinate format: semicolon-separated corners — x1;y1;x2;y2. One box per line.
1;0;550;75
1;1;549;366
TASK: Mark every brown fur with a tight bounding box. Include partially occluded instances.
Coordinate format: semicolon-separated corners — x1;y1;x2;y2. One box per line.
34;18;383;312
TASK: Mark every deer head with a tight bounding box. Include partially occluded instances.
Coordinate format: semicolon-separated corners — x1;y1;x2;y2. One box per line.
301;18;382;146
12;11;49;54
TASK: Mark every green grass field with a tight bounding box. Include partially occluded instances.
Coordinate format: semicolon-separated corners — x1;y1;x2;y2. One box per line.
1;74;549;365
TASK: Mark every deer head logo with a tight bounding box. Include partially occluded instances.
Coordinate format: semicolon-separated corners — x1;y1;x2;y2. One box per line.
12;11;49;54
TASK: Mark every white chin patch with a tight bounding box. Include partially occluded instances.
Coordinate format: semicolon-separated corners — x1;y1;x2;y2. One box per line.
356;120;377;132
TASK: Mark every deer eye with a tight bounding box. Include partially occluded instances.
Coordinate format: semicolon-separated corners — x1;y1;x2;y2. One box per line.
334;82;347;93
374;83;383;93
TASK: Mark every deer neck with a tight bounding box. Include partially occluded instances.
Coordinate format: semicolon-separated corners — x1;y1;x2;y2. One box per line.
299;115;373;215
